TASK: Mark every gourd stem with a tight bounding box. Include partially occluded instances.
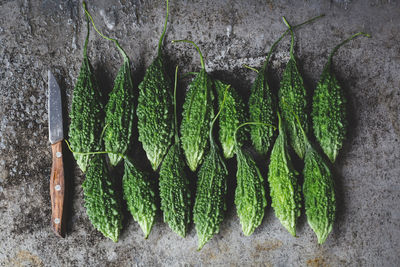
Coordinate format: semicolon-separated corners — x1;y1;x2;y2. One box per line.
277;112;282;133
158;0;169;56
83;7;90;56
83;1;128;61
328;32;371;64
282;17;295;59
64;139;127;163
243;64;259;73
233;122;277;149
172;40;205;69
209;84;230;148
262;14;325;71
173;65;179;144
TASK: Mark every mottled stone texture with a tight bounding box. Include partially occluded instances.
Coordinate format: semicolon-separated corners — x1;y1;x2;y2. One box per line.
1;0;399;266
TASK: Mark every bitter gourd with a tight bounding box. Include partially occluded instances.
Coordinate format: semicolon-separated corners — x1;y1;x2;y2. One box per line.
173;40;214;171
268;113;301;236
312;32;370;163
215;80;247;159
83;5;135;166
68;10;104;173
290;104;336;244
248;57;275;156
303;145;336;244
193;85;229;250
123;159;157;238
137;0;174;170
159;66;191;237
278;17;309;159
235;147;267;236
83;154;123;242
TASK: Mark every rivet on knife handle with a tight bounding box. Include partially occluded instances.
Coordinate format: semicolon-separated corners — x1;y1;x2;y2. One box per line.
50;141;66;237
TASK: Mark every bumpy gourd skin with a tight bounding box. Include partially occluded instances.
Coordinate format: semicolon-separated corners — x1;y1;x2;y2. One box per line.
279;58;309;159
215;80;247;159
69;50;104;173
312;64;346;163
83;155;122;242
249;69;275;155
159;143;191;237
235;148;267;236
303;146;336;244
103;57;135;166
180;69;214;171
123;160;157;239
193;145;228;249
268;116;301;236
137;55;174;170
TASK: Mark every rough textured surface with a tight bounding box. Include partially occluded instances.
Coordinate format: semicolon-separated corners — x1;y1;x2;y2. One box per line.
0;0;400;266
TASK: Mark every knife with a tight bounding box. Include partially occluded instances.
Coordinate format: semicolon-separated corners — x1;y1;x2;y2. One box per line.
48;70;66;237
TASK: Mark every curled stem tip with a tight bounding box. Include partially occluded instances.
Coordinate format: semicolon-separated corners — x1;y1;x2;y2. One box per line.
158;0;169;56
243;64;259;73
328;31;372;63
64;139;127;162
172;39;205;69
233;121;277;148
282;16;295;57
82;1;127;59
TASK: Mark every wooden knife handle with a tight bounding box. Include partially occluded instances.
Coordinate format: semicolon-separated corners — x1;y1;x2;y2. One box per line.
50;141;66;237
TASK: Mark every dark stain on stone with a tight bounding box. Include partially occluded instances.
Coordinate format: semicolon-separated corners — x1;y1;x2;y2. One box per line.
11;206;47;235
306;257;329;267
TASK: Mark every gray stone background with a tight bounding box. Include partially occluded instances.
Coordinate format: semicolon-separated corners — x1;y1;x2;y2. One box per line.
1;0;400;266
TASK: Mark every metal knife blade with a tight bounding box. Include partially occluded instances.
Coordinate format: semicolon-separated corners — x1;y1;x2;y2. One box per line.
48;70;64;144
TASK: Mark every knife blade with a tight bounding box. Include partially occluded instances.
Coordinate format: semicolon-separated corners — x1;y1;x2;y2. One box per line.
48;70;66;237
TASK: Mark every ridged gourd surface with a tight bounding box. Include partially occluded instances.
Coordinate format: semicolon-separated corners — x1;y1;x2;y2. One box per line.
137;55;174;170
279;58;309;159
312;65;346;163
193;146;228;249
249;69;275;155
268;127;301;236
103;58;135;166
123;160;157;239
235;148;267;236
159;143;191;237
69;55;104;173
303;147;336;244
215;80;247;159
82;155;122;242
180;69;214;171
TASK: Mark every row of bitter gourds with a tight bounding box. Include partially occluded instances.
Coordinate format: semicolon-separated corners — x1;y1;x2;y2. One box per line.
68;1;369;247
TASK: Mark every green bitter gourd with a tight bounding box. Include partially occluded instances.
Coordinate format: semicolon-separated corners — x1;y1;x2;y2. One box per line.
193;85;230;250
278;17;309;159
289;100;336;244
215;79;247;159
83;154;123;242
159;66;191;237
68;8;104;173
268;112;301;236
172;40;214;171
312;32;370;163
84;4;135;166
123;159;157;238
137;0;174;170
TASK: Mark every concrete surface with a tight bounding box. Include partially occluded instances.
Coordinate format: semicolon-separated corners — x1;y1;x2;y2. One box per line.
1;0;400;266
